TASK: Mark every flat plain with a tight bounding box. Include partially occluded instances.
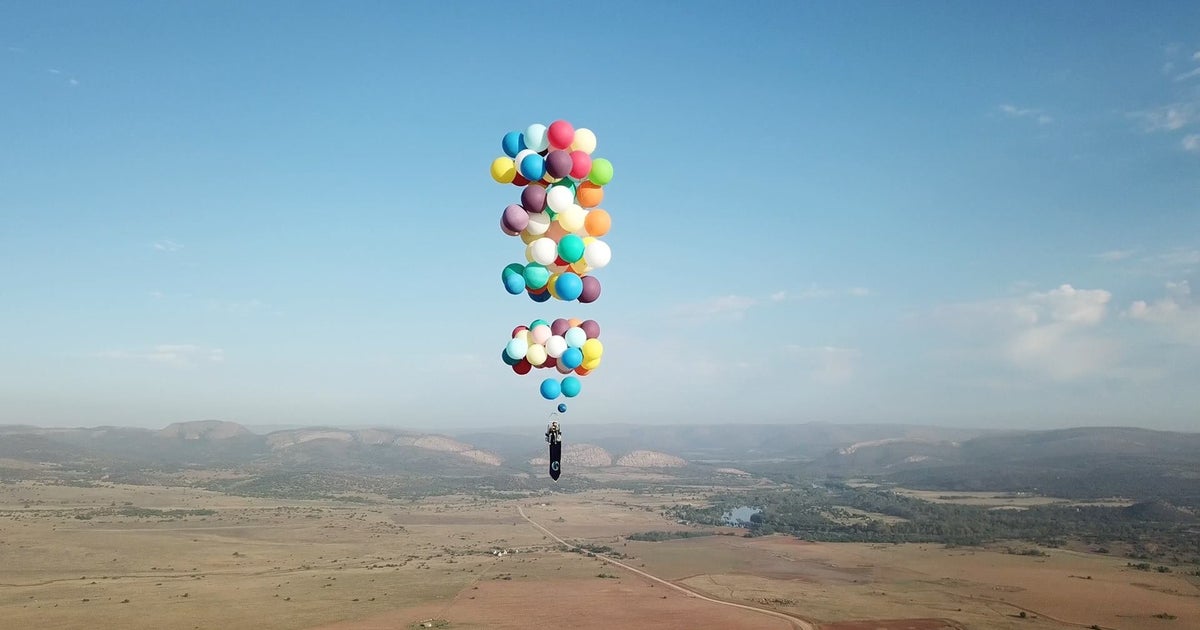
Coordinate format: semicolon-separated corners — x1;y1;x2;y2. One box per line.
3;480;1197;629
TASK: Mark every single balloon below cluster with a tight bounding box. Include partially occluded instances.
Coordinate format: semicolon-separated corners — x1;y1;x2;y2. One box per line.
492;119;613;304
501;317;603;400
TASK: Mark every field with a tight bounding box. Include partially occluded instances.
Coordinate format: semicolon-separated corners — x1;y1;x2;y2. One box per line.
2;480;1198;629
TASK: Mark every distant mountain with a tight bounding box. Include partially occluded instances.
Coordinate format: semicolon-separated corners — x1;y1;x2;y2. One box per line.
157;420;253;440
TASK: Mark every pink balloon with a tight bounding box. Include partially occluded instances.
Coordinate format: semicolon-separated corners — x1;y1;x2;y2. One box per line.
569;151;592;179
548;120;575;150
551;318;570;336
531;324;552;344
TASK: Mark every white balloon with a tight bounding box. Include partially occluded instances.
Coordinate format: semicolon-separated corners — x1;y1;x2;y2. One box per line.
571;128;597;154
545;335;567;358
584;240;612;269
530;238;558;265
558;204;586;233
565;327;586;348
526;211;551;235
524;124;549;152
546;186;574;213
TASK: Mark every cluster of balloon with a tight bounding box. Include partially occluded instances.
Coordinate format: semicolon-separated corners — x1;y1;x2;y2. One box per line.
490;120;612;412
491;120;613;303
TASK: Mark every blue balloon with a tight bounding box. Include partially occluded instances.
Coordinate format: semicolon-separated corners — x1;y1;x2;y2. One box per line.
501;349;519;366
520;154;545;181
540;378;561;400
505;338;527;361
560;376;581;398
557;403;567;413
503;272;525;295
529;289;552;302
561;347;583;369
502;131;526;158
555;272;583;301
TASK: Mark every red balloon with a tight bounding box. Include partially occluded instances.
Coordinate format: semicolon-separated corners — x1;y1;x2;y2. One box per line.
569;150;592;179
512;359;531;375
512;173;530;187
548;120;575;150
512;325;528;338
543;357;557;369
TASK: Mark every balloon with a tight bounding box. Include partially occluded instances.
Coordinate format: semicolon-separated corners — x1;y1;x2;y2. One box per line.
555;272;583;301
524;123;549;152
513;359;531;375
502;263;526;295
545;221;567;241
568;318;582;327
539;377;561;400
560;376;581;397
551;318;569;335
561;347;583;369
571;128;597;154
565;327;586;348
557;234;585;263
548;120;575;150
557;205;586;233
521;185;547;213
545;150;573;179
529;238;558;266
519;153;545;181
526;211;551;235
569;151;592;180
530;318;550;329
556;360;572;374
523;263;549;290
581;357;600;371
545;335;567;358
501;204;529;233
526;343;548;366
505;338;527;361
529;288;552;302
546;185;574;213
583;209;611;237
581;319;600;339
574;366;590;376
557;403;567;413
588;158;613;186
583;239;611;269
530;324;552;345
576;181;603;208
512;173;530;187
581;338;603;361
491;157;516;184
511;324;528;337
514;329;529;343
501;348;518;366
502;131;526;158
578;275;601;303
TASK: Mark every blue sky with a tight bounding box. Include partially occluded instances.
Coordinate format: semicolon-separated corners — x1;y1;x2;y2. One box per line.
2;2;1198;431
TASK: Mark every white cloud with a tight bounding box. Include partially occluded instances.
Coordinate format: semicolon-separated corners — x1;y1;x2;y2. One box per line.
1146;248;1200;269
935;284;1117;381
1094;249;1135;261
999;104;1053;124
152;239;183;252
1127;280;1200;346
1184;134;1200;152
680;285;869;320
1131;102;1198;132
1194;50;1200;61
97;344;225;367
785;345;860;385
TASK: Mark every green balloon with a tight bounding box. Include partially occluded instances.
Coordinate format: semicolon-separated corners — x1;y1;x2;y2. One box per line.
552;178;577;193
502;262;525;280
530;318;550;330
557;234;586;263
588;158;613;186
523;263;549;290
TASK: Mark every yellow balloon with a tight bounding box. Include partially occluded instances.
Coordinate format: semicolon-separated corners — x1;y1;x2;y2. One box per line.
520;229;538;244
582;357;601;371
515;330;529;344
490;157;516;184
524;245;535;263
557;205;586;233
526;343;548;366
570;128;597;154
581;338;603;361
546;273;560;299
582;236;596;246
570;259;590;274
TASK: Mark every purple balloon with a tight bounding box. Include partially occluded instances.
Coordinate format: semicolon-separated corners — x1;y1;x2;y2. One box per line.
551;318;570;336
521;185;546;214
545;150;573;179
578;276;601;303
581;319;600;339
501;204;528;233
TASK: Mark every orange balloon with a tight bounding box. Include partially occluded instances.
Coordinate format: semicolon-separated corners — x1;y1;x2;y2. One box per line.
576;182;603;208
575;366;590;376
568;318;582;327
584;209;611;237
545;221;567;241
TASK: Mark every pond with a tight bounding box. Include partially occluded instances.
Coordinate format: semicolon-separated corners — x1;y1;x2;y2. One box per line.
722;505;761;526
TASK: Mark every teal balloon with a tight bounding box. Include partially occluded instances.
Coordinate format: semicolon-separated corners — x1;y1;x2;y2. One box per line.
523;263;550;290
540;378;561;400
530;319;550;330
560;376;581;398
557;403;567;413
555;272;583;301
505;338;527;361
502;263;526;295
551;178;577;193
561;347;583;369
557;235;585;263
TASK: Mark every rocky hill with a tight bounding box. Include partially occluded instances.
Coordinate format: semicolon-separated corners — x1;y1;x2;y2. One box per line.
615;450;687;468
157;420;253;440
529;443;613;468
